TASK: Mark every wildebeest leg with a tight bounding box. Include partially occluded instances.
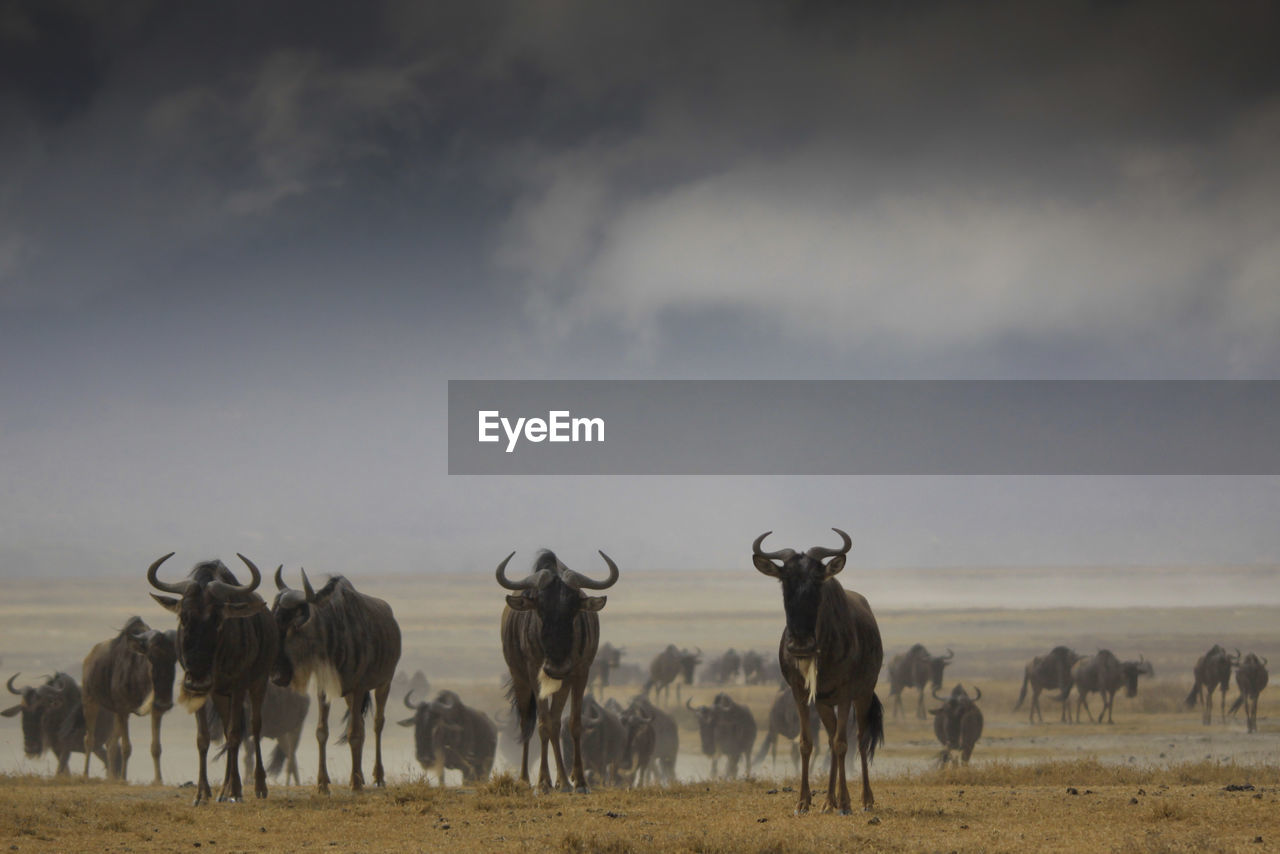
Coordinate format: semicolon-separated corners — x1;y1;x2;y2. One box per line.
792;687;814;816
564;683;587;793
1076;692;1093;724
116;711;133;780
1103;689;1115;725
534;694;562;793
284;730;301;785
1219;685;1227;724
815;701;843;814
194;698;213;805
915;686;926;720
315;692;331;794
150;707;164;784
249;682;267;799
217;690;246;802
82;697;102;778
852;695;876;811
1029;687;1040;724
344;692;366;791
372;682;390;787
890;691;903;721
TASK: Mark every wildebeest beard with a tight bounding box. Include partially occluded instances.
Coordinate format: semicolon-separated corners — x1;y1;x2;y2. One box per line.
536;578;589;687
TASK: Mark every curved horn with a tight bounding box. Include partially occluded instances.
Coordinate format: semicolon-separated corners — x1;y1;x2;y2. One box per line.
806;527;852;560
403;690;418;711
146;552;192;595
6;674;21;695
560;551;621;590
1233;648;1242;663
495;551;545;591
274;565;288;591
942;648;955;662
437;692;457;710
752;532;794;574
685;697;696;712
1262;657;1269;667
300;567;316;602
971;686;982;702
218;553;262;594
932;688;946;701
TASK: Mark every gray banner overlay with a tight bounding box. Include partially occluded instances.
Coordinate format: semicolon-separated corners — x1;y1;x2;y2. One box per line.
448;381;1280;475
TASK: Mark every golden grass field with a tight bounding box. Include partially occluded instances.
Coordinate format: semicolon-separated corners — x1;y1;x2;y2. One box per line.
1;567;1277;851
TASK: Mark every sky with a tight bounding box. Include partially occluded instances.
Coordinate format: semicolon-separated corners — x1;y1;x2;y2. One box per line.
2;1;1279;586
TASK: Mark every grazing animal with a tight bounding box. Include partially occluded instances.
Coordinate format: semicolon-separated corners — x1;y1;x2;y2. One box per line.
704;649;743;685
753;528;885;815
398;689;496;784
204;680;311;785
497;548;619;793
560;693;627;787
887;645;954;720
147;553;278;805
617;695;678;787
644;645;700;704
270;567;402;794
754;687;822;775
741;650;768;685
80;616;178;782
4;673;110;775
589;642;626;695
1013;646;1082;724
1185;645;1239;725
687;693;757;779
1228;653;1269;733
930;684;983;765
1070;651;1153;724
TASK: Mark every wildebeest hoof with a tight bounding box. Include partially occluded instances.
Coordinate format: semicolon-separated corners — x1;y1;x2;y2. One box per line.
794;804;810;816
839;807;852;816
575;785;591;795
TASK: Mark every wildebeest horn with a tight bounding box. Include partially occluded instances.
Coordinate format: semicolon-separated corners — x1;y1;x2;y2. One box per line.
1233;648;1242;663
6;674;21;695
560;551;620;590
403;690;418;710
494;551;546;591
752;532;794;574
207;554;263;599
932;688;945;701
941;648;955;662
806;527;852;560
971;686;981;702
274;565;287;591
300;567;316;602
685;697;696;711
146;552;193;595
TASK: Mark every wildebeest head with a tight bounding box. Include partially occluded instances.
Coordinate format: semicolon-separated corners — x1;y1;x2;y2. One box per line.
3;673;71;757
124;618;179;713
928;649;955;692
752;528;852;659
269;566;338;691
679;648;702;683
686;697;718;755
146;553;268;702
496;549;619;681
1121;656;1154;698
398;689;466;769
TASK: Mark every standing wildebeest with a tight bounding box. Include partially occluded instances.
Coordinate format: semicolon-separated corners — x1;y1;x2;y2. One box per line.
741;650;768;685
1228;653;1269;733
204;679;311;785
398;689;497;784
560;693;627;787
4;672;110;775
270;567;402;793
148;553;278;804
1013;646;1082;724
753;528;885;815
1070;650;1153;724
644;645;701;704
81;616;177;783
754;687;822;775
887;645;953;721
497;548;620;793
704;649;743;685
617;695;678;787
687;693;757;779
589;642;626;695
930;684;983;765
1186;644;1239;725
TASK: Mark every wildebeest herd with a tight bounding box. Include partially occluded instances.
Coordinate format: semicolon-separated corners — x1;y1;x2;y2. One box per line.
1;529;1271;819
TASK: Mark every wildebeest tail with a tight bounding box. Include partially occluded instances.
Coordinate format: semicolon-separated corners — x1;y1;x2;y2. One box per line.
335;692;373;745
505;678;536;744
1013;669;1029;711
753;728;776;765
860;693;885;763
267;744;287;777
1184;680;1202;709
1227;694;1245;716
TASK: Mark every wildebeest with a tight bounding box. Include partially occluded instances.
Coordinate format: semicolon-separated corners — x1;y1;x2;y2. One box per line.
703;649;743;685
271;567;402;793
753;528;885;815
1070;650;1153;724
617;695;678;787
147;553;278;804
560;692;627;787
886;644;954;721
589;642;626;695
80;616;177;783
4;672;110;775
398;689;496;784
687;693;757;779
1228;652;1269;733
1185;644;1239;725
644;645;701;704
741;650;768;685
930;684;983;765
1013;646;1082;724
754;687;822;775
497;548;619;793
204;679;311;785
